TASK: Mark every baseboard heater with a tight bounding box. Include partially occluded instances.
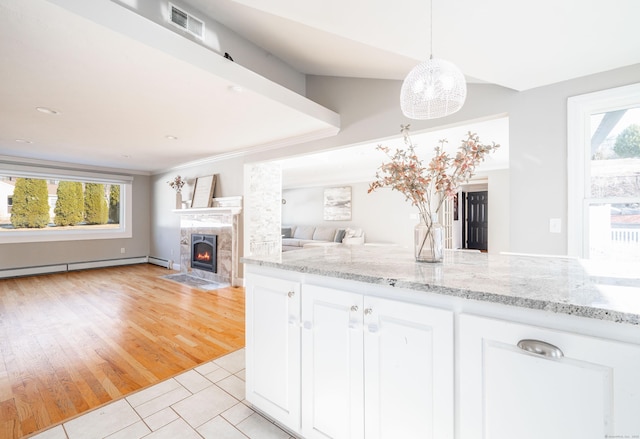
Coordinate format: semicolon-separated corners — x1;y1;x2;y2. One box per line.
148;257;170;268
148;257;179;270
0;257;149;279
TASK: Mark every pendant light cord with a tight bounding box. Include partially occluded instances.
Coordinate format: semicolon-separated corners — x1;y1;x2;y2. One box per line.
430;0;433;60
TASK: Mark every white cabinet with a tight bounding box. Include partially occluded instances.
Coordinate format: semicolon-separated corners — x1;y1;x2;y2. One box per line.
459;313;640;439
245;274;301;432
363;296;453;439
301;284;454;439
301;285;364;439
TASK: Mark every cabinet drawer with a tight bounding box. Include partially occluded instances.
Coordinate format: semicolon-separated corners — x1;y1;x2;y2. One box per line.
458;313;640;439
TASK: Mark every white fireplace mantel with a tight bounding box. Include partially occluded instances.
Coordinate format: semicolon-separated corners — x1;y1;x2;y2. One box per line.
172;207;242;215
172;196;242;216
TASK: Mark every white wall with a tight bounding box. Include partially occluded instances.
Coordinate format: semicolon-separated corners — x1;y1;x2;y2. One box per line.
487;169;510;254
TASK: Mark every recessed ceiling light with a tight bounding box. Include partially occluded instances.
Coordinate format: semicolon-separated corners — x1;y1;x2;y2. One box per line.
15;139;33;144
36;106;61;115
165;135;178;140
228;85;243;93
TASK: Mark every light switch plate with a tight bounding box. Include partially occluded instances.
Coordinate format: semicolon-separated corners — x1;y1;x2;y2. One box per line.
549;218;562;234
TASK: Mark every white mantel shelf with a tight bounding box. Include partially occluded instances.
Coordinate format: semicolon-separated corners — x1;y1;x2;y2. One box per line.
172;207;242;215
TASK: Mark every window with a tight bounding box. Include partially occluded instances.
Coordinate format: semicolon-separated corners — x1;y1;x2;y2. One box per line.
0;164;132;243
568;83;640;261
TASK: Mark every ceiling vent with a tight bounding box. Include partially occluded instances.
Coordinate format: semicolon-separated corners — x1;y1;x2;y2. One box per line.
169;3;204;40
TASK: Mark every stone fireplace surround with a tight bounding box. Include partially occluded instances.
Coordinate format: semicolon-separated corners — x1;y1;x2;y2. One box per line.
174;200;241;287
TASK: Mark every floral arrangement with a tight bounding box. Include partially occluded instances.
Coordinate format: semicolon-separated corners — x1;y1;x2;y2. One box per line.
368;125;499;259
167;175;186;193
369;125;499;220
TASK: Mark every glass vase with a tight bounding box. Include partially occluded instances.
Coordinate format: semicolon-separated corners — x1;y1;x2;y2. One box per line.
176;191;182;209
414;214;444;262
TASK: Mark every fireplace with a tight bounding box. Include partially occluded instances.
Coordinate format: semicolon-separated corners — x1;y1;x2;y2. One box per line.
191;234;217;272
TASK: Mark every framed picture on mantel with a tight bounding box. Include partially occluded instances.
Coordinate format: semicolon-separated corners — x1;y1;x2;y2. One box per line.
191;175;217;208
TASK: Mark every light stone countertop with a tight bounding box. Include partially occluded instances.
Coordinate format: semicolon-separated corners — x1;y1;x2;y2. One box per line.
242;245;640;325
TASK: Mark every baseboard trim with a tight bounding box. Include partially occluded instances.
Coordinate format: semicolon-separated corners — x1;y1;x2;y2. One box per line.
0;257;150;279
148;257;169;268
68;257;149;271
0;264;68;279
148;258;180;270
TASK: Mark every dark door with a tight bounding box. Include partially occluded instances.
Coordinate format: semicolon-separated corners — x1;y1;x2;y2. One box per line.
467;191;488;250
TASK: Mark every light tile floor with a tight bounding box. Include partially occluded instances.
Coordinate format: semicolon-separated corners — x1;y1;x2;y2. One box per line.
28;349;295;439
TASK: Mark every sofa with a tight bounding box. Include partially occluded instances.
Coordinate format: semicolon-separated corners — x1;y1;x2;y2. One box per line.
281;225;365;252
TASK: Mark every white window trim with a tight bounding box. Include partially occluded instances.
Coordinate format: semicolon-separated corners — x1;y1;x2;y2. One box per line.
0;161;134;244
567;82;640;258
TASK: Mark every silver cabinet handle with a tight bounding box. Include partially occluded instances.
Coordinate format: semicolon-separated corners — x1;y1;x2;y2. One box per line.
364;308;373;315
517;339;564;358
287;291;295;298
350;305;359;312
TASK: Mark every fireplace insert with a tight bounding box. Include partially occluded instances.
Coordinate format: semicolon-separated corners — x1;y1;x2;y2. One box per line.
191;234;217;272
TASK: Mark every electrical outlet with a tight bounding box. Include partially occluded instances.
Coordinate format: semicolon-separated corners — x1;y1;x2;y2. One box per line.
549;218;561;234
120;247;126;254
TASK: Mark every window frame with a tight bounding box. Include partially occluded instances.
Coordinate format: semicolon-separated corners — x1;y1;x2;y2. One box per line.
567;82;640;258
0;162;133;244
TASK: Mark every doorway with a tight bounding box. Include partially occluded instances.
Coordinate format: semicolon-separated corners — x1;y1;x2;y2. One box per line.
463;191;489;251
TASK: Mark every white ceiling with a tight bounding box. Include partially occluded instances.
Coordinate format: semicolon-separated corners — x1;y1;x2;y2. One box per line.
279;117;510;189
1;0;639;173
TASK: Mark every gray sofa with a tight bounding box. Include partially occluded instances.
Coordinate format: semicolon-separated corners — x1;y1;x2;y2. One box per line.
282;225;364;252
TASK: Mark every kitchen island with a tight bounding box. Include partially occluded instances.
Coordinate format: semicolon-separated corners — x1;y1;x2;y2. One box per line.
242;246;640;439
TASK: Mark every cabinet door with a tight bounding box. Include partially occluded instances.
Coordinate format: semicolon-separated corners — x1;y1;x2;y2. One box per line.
301;284;364;439
459;313;640;439
245;274;301;432
363;297;454;439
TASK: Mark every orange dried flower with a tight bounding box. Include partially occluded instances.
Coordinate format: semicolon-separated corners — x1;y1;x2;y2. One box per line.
368;125;499;224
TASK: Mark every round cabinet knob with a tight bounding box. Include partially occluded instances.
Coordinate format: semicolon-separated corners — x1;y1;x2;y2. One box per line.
287;291;295;298
350;305;359;312
364;308;373;315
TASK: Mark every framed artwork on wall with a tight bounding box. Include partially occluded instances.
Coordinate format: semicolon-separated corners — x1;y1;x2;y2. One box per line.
191;175;217;208
324;186;352;221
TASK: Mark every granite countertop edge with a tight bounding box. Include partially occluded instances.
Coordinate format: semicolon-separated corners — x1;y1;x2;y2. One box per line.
242;255;640;326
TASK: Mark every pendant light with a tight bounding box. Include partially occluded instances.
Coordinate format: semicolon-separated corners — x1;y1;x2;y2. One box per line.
400;0;466;119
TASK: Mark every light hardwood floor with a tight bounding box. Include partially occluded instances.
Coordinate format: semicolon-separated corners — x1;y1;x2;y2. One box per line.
0;264;245;439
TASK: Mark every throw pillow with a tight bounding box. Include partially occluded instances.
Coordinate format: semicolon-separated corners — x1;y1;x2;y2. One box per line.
293;225;315;240
334;229;346;242
281;227;292;238
313;227;336;241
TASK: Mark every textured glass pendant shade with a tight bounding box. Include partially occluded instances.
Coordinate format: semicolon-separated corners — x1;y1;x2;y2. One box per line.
400;56;467;119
